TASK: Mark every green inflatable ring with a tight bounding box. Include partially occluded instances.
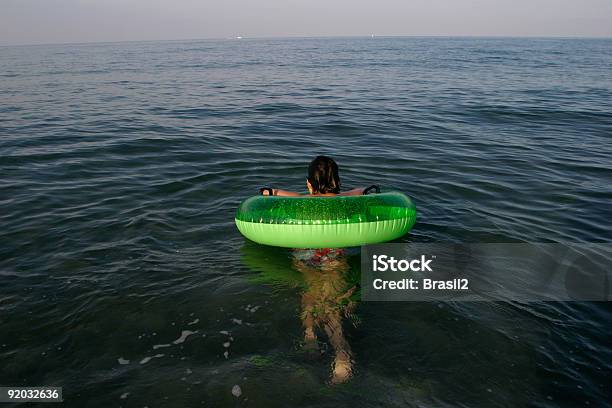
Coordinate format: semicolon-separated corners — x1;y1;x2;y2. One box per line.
235;191;416;248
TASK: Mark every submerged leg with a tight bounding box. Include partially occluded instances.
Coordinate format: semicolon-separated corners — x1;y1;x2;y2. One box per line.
323;311;353;384
301;292;319;352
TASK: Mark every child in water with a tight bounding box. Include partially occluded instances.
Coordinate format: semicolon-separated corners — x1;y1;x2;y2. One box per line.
262;156;364;384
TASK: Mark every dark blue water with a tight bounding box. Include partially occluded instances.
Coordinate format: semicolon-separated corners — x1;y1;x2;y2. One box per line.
1;37;611;407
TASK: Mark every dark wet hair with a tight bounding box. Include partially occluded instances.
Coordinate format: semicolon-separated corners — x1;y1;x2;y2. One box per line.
308;156;340;194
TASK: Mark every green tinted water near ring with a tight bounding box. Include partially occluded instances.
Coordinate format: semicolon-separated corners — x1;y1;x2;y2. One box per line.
235;191;416;225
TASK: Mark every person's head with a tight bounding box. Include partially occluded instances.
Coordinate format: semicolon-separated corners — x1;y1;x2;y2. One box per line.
307;156;340;194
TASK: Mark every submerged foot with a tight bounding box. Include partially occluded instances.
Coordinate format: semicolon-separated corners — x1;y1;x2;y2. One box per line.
330;352;353;384
303;328;319;358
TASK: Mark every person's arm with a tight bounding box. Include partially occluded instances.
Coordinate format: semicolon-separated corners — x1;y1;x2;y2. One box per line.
273;189;303;197
261;188;303;197
338;188;365;196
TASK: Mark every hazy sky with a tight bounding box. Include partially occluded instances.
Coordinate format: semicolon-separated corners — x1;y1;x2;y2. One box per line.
1;0;611;45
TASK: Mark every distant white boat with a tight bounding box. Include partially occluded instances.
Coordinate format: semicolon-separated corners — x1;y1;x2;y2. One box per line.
235;36;243;40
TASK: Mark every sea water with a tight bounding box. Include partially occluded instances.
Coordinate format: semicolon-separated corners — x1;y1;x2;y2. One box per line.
1;37;611;407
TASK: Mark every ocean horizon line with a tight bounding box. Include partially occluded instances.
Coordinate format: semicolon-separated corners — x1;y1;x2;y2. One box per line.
2;33;611;48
